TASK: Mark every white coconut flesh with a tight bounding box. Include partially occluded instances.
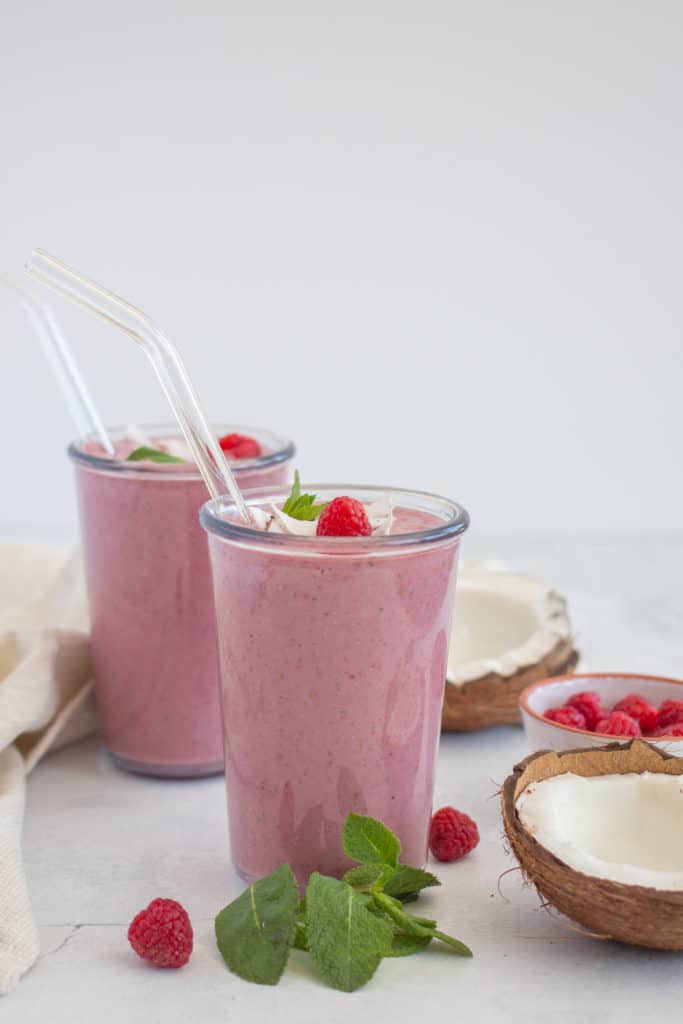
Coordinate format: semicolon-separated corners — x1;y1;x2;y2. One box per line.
516;772;683;890
447;569;571;687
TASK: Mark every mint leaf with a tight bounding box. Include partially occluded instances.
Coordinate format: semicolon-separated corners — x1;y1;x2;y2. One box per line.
282;469;302;512
342;813;400;867
386;932;433;957
384;865;441;900
292;500;327;521
342;863;394;890
281;470;327;521
305;873;393;992
126;446;186;464
215;864;299;985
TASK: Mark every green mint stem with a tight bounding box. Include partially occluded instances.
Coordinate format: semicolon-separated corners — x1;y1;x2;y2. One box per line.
432;930;473;957
373;893;433;937
293;919;309;952
373;893;471;956
407;912;438;929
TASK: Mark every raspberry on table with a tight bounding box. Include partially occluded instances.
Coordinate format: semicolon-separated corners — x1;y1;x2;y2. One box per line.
429;806;479;863
316;496;372;537
594;711;641;737
128;898;193;968
613;694;659;734
544;706;587;729
658;700;683;730
218;432;263;459
566;691;604;731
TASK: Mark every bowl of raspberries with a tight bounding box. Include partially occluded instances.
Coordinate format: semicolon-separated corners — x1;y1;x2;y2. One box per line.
520;672;683;753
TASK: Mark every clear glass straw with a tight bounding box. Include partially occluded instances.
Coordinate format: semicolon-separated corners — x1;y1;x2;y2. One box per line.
1;277;114;454
25;249;249;519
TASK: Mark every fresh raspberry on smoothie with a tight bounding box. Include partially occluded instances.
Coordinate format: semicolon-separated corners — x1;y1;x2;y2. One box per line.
316;496;372;537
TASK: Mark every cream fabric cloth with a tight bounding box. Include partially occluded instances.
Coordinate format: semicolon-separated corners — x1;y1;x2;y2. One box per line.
0;542;97;994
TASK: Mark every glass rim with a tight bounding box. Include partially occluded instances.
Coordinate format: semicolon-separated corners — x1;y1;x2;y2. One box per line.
67;422;296;478
200;483;469;551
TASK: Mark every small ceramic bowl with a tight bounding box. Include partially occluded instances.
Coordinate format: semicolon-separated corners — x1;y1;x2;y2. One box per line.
520;672;683;755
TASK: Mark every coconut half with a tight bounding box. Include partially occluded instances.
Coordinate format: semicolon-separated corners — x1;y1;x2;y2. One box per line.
442;566;578;731
501;741;683;950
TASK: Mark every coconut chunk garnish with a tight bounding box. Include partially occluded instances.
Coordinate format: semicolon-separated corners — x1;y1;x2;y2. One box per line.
365;497;393;536
246;506;312;534
248;507;273;531
267;505;318;536
159;437;193;461
516;772;683;890
442;566;578;731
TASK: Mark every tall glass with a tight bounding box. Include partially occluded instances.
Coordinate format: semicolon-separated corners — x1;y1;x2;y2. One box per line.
69;424;294;777
201;485;468;882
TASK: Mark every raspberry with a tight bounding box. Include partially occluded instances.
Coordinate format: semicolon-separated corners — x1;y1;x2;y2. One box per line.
658;700;683;730
544;706;587;729
429;806;479;863
128;898;193;968
218;433;262;459
316;496;371;537
656;722;683;737
566;691;604;731
613;694;659;734
594;711;641;737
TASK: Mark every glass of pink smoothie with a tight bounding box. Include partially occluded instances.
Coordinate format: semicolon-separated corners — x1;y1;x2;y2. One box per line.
69;424;294;778
200;485;468;882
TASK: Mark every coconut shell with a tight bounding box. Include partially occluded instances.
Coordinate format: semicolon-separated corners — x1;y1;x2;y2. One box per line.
442;637;579;731
501;741;683;950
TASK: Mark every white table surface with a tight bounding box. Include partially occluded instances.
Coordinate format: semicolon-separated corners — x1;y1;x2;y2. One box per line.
4;536;683;1023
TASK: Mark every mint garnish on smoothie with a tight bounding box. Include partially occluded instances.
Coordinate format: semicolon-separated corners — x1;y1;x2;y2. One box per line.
280;470;327;521
214;812;472;992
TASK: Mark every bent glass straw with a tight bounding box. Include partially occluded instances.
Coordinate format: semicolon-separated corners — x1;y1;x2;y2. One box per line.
1;278;114;455
25;249;249;519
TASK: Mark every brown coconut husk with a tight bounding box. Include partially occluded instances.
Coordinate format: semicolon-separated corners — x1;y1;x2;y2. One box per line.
442;637;579;731
501;741;683;950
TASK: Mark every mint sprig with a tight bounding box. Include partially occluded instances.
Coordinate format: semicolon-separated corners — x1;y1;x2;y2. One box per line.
214;813;472;993
126;446;186;464
281;470;327;521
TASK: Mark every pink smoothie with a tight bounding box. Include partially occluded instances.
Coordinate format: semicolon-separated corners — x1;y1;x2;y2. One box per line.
70;425;294;777
201;487;468;881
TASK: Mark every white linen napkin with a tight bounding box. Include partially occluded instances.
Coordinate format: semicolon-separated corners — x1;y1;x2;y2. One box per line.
0;542;97;994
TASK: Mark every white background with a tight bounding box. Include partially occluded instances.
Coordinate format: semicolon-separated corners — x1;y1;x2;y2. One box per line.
1;1;682;541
